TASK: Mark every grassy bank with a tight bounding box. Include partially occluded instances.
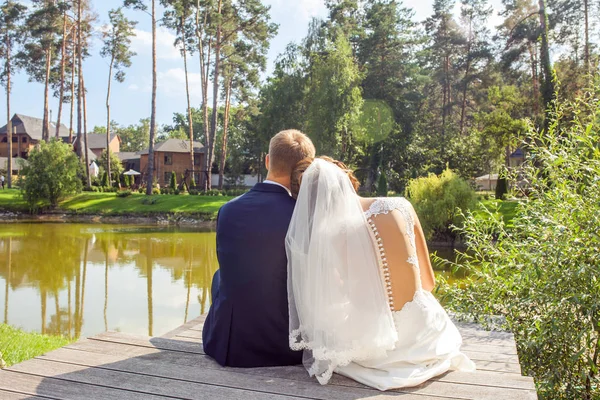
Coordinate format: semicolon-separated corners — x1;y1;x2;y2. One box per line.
0;324;72;367
0;189;233;218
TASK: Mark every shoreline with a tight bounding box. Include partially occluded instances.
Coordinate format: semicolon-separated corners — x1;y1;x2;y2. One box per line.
0;210;217;227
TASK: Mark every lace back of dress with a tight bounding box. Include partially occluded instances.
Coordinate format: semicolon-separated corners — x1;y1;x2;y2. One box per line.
365;197;422;310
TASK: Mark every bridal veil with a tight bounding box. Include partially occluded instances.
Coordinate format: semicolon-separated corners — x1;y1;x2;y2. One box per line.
286;159;398;384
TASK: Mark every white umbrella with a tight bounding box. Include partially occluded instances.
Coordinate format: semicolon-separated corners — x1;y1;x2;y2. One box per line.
89;161;99;178
123;169;141;176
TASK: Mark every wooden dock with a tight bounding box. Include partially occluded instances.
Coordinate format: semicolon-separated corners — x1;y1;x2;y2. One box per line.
0;316;537;399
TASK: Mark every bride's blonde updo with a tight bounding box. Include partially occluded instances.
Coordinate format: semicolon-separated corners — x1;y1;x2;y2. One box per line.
290;156;360;199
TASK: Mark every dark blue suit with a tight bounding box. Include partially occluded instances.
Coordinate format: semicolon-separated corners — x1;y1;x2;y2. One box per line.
202;183;303;367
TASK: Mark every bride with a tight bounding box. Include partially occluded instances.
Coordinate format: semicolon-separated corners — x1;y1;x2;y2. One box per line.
285;157;475;391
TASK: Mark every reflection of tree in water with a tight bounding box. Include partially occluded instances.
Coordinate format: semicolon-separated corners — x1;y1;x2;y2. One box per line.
0;224;218;337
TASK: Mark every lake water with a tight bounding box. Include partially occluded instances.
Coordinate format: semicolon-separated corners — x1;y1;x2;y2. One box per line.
0;223;463;339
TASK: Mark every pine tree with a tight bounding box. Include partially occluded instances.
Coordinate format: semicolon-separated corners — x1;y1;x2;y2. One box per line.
101;7;136;189
0;0;27;189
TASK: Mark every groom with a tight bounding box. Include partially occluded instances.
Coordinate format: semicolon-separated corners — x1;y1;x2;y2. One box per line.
203;129;316;367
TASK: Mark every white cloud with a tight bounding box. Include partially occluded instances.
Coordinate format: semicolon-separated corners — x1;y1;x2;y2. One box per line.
131;27;181;60
128;84;140;91
157;68;203;101
264;0;327;20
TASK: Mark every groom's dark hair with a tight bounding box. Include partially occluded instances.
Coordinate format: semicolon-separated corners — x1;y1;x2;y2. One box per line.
269;130;316;177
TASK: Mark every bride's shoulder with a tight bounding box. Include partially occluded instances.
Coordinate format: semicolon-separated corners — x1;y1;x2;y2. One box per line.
362;196;413;218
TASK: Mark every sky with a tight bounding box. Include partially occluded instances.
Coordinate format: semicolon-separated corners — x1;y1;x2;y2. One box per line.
0;0;504;131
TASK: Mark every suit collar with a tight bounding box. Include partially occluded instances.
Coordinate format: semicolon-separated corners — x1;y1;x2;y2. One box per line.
251;182;291;196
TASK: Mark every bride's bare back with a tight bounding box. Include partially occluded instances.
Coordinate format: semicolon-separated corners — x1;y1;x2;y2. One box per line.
359;197;436;311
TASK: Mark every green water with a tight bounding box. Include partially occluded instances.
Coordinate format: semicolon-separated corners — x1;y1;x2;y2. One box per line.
0;223;218;338
0;223;464;340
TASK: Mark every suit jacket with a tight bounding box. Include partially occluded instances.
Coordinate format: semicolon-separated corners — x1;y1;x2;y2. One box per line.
202;183;303;367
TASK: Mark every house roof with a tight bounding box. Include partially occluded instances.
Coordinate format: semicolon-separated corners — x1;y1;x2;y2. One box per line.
475;174;499;181
0;114;70;140
0;157;27;171
510;148;524;158
140;139;205;155
86;133;119;150
117;152;141;161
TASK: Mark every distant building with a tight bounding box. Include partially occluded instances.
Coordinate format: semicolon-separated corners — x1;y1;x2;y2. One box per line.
509;148;525;167
118;152;141;173
0;114;71;159
139;139;205;186
475;173;498;191
86;133;121;158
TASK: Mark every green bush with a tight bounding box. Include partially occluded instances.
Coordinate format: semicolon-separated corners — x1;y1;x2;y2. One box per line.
100;171;109;188
170;171;177;192
405;168;476;239
440;86;600;400
20;139;82;211
116;190;132;198
188;189;200;195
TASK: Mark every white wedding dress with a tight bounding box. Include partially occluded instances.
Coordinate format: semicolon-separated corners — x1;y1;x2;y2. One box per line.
286;159;475;391
334;197;475;390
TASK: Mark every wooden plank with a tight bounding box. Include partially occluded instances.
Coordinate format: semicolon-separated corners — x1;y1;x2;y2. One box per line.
55;334;536;399
0;389;51;400
36;348;470;400
91;332;522;374
0;370;167;400
161;316;206;339
7;359;311;400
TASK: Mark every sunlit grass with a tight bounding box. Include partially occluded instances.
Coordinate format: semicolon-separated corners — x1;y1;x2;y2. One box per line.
0;324;72;368
0;190;232;217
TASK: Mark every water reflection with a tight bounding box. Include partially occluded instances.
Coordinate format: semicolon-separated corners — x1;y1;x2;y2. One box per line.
0;223;218;338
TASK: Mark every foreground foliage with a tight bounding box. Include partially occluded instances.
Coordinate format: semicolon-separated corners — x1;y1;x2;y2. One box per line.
441;85;600;399
0;324;72;367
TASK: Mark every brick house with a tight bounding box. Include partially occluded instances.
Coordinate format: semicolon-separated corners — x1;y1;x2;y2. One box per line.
87;133;121;158
139;139;205;187
0;114;70;159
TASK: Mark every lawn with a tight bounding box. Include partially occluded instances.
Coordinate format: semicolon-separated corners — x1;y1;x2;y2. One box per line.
475;198;521;227
0;324;73;368
0;189;233;218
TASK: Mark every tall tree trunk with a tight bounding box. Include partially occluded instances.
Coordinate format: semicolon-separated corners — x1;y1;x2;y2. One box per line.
146;0;157;195
75;0;83;158
583;0;590;73
42;46;52;142
218;78;232;190
82;71;90;188
106;56;114;186
195;1;211;190
538;0;555;118
528;44;539;116
69;35;75;144
459;19;473;135
206;0;223;192
79;240;88;336
6;31;12;188
182;23;194;183
56;9;68;138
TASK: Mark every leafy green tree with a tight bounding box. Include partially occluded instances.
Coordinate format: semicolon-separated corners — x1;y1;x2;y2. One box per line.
305;30;363;158
98;149;124;185
117;118;150;152
21;139;82;210
17;0;64;141
376;170;388;197
101;7;136;189
0;0;27;189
